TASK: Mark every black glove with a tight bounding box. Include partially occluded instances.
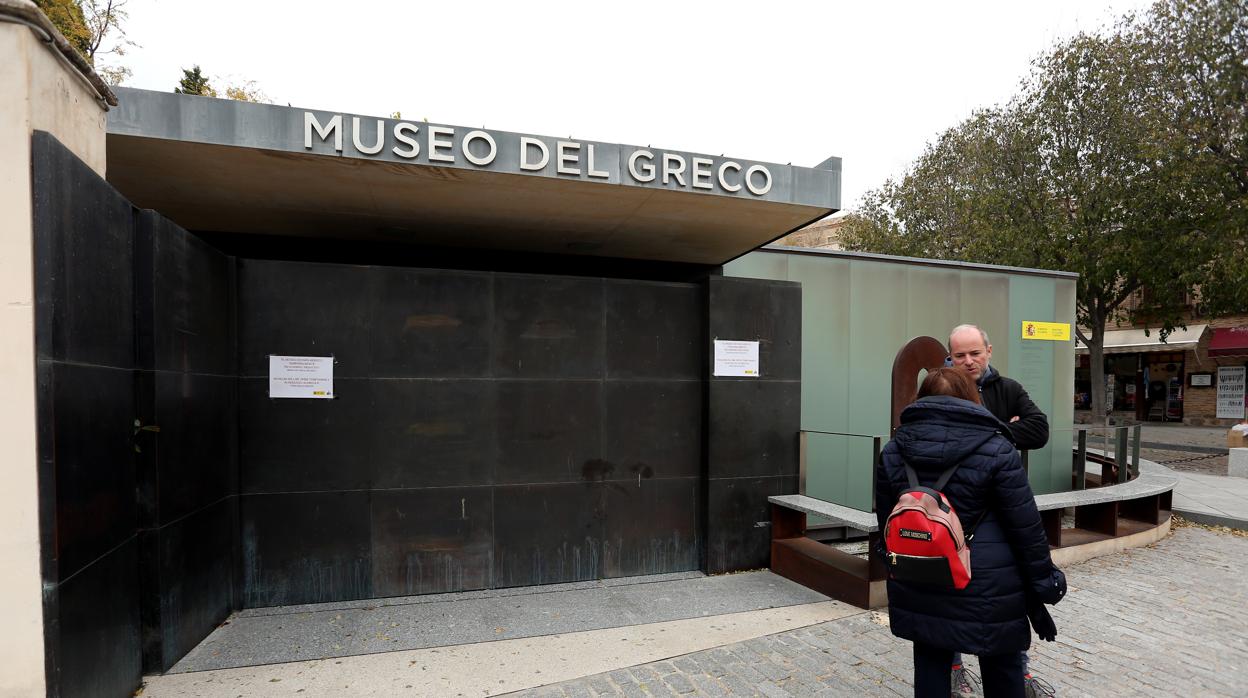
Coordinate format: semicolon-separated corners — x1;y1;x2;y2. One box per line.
1027;601;1057;642
1034;567;1067;605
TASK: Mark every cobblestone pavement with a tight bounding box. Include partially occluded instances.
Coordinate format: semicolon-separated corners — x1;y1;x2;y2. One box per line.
1139;446;1226;476
508;525;1248;697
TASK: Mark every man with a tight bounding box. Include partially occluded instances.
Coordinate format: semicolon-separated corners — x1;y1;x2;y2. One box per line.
946;324;1054;698
948;324;1049;451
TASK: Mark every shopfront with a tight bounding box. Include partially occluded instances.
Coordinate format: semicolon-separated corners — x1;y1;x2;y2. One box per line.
1076;321;1248;424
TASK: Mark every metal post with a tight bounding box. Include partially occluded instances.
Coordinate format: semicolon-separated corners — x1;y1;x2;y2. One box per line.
871;436;882;513
799;431;808;496
1075;429;1087;490
1131;425;1141;480
1116;427;1130;484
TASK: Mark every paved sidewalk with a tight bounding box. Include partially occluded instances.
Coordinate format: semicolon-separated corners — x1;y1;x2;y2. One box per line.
514;524;1248;697
139;524;1248;697
1080;423;1248;529
1142;457;1248;530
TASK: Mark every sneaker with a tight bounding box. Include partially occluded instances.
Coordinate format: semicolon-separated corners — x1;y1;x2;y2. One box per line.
1024;674;1056;698
951;665;981;697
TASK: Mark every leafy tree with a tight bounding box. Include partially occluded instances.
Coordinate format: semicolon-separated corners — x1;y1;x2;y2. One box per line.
174;65;216;97
223;81;268;103
841;0;1247;423
34;0;92;58
1134;0;1248;319
173;68;272;104
35;0;133;83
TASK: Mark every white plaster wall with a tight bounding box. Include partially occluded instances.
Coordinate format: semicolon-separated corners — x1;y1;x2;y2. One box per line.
0;19;107;697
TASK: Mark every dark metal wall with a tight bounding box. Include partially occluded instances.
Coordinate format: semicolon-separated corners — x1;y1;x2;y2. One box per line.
235;262;706;606
32;132;241;693
704;276;802;573
31;131;804;691
33;131;143;697
134;212;239;672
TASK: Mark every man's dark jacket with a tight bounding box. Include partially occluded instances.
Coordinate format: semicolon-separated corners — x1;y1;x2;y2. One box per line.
978;365;1049;451
875;396;1060;656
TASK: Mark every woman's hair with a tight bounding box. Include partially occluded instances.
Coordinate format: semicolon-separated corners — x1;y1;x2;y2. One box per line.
918;367;981;404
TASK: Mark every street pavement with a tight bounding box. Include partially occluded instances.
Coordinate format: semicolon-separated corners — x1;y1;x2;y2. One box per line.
512;522;1248;697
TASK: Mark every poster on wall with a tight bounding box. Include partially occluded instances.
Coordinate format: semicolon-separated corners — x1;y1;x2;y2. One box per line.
269;355;335;398
713;340;760;377
1216;366;1246;419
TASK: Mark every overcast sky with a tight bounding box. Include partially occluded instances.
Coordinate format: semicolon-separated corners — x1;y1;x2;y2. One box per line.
112;0;1155;212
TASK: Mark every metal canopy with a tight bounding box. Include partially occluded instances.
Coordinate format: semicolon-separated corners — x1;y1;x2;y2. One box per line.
1075;325;1208;354
105;88;841;265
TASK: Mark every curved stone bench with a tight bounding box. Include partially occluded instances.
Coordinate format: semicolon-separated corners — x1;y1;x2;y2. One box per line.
766;494;884;609
1034;472;1176;566
767;473;1177;608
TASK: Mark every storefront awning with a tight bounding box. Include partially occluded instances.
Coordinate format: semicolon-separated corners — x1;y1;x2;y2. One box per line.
1075;324;1208;354
1209;327;1248;357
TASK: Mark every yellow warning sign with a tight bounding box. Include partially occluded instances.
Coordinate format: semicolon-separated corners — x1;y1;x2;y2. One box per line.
1021;321;1070;341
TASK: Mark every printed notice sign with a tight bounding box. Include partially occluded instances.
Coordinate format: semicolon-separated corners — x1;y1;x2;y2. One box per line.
269;355;334;399
1216;366;1246;419
713;340;760;377
1021;321;1071;341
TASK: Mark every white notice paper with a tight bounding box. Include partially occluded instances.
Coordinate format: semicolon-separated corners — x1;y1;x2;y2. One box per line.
713;340;760;377
1216;366;1246;419
269;355;334;399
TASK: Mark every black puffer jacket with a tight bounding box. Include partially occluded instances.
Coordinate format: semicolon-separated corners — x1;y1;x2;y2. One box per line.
875;396;1059;656
978;365;1049;451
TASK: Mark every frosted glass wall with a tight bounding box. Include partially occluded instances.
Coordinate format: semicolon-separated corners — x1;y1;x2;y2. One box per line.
725;249;1077;508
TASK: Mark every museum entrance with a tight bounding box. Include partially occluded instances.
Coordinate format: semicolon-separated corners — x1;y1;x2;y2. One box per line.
33;129;808;686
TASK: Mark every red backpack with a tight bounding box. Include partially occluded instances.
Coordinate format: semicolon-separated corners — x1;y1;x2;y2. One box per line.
884;462;986;590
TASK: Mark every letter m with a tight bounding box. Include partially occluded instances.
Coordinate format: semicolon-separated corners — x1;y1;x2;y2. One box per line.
304;112;343;152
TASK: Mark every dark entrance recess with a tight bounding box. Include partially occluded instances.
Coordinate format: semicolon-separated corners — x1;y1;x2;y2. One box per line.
31;131;802;694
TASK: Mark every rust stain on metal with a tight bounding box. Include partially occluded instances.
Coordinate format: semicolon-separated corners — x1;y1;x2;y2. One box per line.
404;314;462;330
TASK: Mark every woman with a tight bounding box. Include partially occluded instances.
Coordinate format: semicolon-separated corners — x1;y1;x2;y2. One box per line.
875;368;1064;697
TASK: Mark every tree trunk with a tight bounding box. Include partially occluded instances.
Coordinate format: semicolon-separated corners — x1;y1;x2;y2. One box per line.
1088;323;1108;426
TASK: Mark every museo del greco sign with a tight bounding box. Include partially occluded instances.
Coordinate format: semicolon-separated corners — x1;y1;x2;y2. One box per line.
106;88;842;209
303;112;774;196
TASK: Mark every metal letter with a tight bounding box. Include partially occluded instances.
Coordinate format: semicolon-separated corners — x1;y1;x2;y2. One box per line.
717;161;742;192
745;164;773;195
351;117;385;155
462;130;497;166
692;157;714;190
391;124;421;161
557;141;581;175
662;153;687;186
586;144;610;179
520;137;549;171
304;112;342;152
392;122;421;158
428;126;455;163
628;149;655;182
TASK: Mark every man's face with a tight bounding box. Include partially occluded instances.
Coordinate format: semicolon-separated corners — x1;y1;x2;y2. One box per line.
949;329;992;380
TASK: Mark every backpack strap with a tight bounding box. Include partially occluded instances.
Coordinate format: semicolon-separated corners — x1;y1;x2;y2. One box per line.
904;462;961;492
965;508;990;543
903;464;920;489
933;462;961;491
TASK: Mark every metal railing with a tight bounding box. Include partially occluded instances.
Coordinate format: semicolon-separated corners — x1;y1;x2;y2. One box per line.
801;423;1146;506
1063;424;1143;489
799;430;885;513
